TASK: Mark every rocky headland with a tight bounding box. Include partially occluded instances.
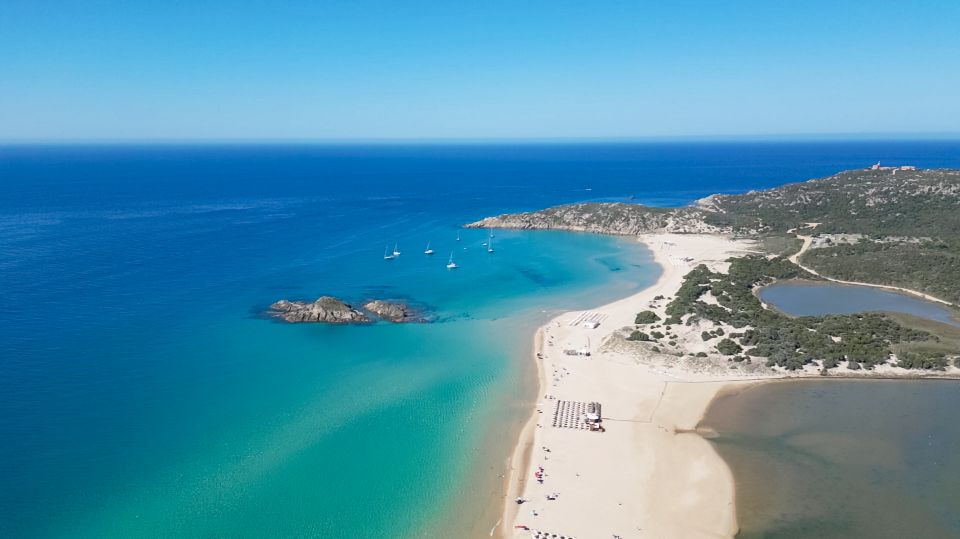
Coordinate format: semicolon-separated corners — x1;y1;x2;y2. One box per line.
467;167;960;305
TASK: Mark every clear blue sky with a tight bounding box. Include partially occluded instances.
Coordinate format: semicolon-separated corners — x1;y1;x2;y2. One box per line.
2;0;959;141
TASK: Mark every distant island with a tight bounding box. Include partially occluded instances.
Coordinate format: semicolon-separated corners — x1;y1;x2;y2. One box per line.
478;167;960;539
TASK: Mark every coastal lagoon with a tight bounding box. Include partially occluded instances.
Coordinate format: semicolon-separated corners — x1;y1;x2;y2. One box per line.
759;281;960;327
703;380;960;539
3;142;960;538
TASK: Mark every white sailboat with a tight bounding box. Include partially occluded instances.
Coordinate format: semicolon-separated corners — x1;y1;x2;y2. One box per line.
383;246;394;260
487;237;494;253
489;229;495;239
446;252;459;269
456;231;461;242
392;243;401;257
424;242;434;255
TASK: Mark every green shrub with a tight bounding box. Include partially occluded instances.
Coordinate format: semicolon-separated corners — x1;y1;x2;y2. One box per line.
896;351;948;370
627;331;650;342
716;338;743;356
634;311;661;324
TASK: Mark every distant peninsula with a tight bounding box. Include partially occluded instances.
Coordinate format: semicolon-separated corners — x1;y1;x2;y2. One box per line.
469;167;960;304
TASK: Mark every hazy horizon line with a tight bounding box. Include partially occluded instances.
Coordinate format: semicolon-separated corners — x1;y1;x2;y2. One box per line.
3;131;960;146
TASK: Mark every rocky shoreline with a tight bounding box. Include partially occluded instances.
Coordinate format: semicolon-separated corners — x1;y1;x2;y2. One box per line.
465;202;728;235
269;296;426;324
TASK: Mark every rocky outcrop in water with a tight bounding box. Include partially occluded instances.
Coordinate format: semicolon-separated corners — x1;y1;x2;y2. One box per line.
270;297;369;323
363;300;419;323
269;297;428;324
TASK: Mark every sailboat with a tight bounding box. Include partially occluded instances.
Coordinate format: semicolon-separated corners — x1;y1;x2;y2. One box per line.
392;243;401;257
424;242;434;255
489;229;495;239
456;231;461;242
383;246;394;260
446;252;459;269
487;237;494;253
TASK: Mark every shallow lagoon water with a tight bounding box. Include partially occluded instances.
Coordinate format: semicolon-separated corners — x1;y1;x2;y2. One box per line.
759;281;960;327
703;380;960;539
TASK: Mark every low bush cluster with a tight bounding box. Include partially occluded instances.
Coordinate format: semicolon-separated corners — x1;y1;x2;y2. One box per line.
664;256;935;370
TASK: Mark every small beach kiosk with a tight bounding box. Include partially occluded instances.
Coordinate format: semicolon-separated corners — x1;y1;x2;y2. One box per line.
584;402;602;431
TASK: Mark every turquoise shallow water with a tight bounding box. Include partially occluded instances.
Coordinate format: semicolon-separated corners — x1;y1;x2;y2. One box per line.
7;227;655;538
4;143;960;538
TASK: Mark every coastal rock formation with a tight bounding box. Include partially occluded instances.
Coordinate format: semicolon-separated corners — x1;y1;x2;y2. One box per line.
269;297;429;324
466;203;726;236
270;297;370;323
466;168;960;237
363;300;418;323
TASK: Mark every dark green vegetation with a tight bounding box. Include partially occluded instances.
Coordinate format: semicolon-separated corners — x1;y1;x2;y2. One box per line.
802;239;960;304
627;330;650;341
884;313;960;369
757;234;804;257
716;338;743;356
713;168;960;305
665;256;942;370
705;169;960;236
896;350;951;370
702;328;725;341
634;310;661;324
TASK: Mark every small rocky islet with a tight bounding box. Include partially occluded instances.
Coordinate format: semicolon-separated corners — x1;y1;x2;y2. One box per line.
362;299;423;323
269;296;425;324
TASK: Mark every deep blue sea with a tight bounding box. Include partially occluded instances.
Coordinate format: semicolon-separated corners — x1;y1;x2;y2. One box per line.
2;142;959;538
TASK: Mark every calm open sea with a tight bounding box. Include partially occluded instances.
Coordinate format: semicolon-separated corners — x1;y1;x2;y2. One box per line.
2;142;959;538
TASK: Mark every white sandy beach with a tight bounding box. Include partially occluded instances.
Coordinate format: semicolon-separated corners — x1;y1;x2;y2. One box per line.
495;233;757;539
495;232;960;539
